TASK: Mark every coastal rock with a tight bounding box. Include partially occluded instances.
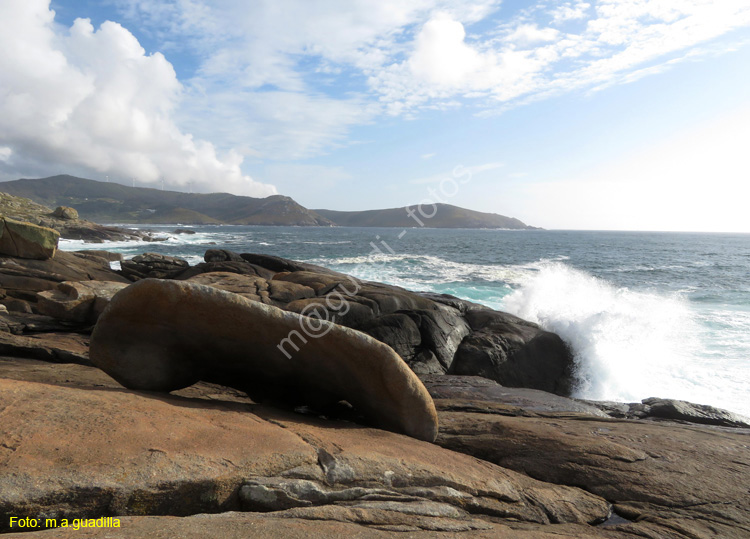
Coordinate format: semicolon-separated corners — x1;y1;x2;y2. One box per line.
186;272;267;302
273;270;360;296
176;260;275;281
0;218;59;260
0;370;611;534
241;252;341;275
0;189;162;243
52;221;158;243
0;331;90;364
74;249;123;263
89;279;439;442
640;397;750;427
0;251;130;304
357;314;422;363
120;252;190;280
412;308;471;370
204;249;246;263
1;298;33;314
449;310;575;395
186;271;315;307
36;281;129;324
216;251;575;392
421;375;609;417
434;401;750;539
581;397;750;428
52;206;79;220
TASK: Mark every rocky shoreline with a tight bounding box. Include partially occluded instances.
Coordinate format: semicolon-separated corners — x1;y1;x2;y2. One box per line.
0;223;749;538
0;192;166;243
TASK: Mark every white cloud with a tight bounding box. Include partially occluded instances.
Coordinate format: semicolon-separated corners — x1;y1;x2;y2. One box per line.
551;2;591;23
0;0;276;196
409;14;486;86
503;24;560;45
370;1;750;114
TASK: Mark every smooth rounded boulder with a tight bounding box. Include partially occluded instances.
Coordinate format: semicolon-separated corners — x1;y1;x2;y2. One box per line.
89;279;439;442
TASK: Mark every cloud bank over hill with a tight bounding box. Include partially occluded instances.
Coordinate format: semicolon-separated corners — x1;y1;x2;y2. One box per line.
0;0;276;196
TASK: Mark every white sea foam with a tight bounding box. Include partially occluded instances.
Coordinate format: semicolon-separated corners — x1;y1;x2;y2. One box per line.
58;238;150;251
314;253;562;288
501;262;750;416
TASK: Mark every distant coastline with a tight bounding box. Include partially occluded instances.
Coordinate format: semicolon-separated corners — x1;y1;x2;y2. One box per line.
0;175;535;230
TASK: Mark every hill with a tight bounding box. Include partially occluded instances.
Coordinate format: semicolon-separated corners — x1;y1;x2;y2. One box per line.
0;175;334;226
314;204;534;229
0;176;536;229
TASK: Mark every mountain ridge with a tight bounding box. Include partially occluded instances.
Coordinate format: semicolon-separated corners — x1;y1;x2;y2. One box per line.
0;175;535;229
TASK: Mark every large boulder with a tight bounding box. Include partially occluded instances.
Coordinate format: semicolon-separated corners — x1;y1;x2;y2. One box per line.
449;310;575;395
89;279;439;442
52;206;79;220
0;218;59;260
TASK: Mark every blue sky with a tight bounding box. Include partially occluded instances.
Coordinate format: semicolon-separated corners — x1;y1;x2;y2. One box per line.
1;1;749;231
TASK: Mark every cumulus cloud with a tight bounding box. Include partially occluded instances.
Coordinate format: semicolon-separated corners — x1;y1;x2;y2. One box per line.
0;0;276;196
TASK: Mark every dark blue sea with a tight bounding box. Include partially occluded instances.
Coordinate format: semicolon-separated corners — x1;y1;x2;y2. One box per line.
62;226;750;417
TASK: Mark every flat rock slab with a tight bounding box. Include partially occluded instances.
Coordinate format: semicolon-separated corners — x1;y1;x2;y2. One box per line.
0;331;90;364
436;409;750;539
0;374;611;534
89;279;438;442
0;378;316;527
421;375;609;417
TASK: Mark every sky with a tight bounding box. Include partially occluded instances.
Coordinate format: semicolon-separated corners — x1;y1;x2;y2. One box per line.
1;0;749;232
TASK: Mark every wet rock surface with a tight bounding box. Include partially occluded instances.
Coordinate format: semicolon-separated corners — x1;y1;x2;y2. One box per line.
581;396;750;428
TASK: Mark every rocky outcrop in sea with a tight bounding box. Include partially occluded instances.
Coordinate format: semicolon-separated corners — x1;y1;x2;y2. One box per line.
1;229;749;538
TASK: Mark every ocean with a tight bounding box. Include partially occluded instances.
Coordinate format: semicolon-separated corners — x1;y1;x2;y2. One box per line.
61;226;750;418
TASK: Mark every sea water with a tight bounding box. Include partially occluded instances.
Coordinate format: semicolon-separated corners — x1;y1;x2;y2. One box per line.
61;226;750;417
